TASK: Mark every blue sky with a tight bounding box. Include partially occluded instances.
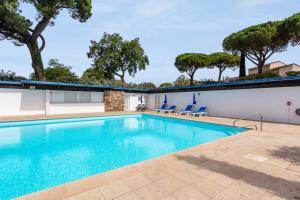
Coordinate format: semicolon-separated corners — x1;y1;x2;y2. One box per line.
0;0;299;85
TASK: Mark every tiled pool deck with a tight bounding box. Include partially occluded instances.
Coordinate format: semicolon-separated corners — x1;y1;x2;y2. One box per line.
3;112;299;200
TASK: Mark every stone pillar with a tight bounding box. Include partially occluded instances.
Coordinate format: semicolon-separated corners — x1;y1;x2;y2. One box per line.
104;90;125;112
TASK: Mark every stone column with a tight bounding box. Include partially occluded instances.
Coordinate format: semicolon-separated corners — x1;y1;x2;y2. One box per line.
104;90;125;112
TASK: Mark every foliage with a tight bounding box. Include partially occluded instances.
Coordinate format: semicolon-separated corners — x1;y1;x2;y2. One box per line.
0;0;92;80
197;79;218;84
115;82;156;89
159;82;174;88
223;21;289;74
134;82;156;89
237;73;280;81
0;69;26;81
87;32;149;83
30;59;79;83
173;75;190;86
175;53;210;85
286;71;300;76
80;66;105;84
279;12;300;46
209;52;240;82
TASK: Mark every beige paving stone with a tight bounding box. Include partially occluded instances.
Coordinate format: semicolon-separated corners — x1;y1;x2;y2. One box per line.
212;185;257;200
186;166;214;178
15;184;67;200
120;173;152;190
268;178;300;200
205;172;235;187
227;181;267;200
13;113;300;200
134;159;162;171
170;169;200;184
155;176;187;193
134;183;169;200
260;193;289;200
232;155;261;169
172;186;210;200
104;166;138;182
113;193;141;200
138;166;171;181
254;162;292;179
288;164;300;173
64;188;105;200
66;174;108;196
156;158;186;173
161;196;177;200
98;180;131;200
174;155;211;169
157;163;185;174
191;178;225;198
260;155;291;169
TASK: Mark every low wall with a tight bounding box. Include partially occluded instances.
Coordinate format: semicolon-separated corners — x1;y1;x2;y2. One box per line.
148;86;300;125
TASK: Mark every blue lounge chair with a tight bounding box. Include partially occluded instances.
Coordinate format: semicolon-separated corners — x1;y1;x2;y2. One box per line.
177;105;193;115
161;105;177;113
153;104;167;112
189;107;208;117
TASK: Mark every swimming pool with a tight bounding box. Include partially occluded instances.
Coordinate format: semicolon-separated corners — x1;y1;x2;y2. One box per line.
0;114;246;199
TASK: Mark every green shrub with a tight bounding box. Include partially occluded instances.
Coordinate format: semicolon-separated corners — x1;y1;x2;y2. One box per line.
236;73;280;81
286;71;300;76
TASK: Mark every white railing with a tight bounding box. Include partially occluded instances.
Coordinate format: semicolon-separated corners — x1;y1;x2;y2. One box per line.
233;113;263;131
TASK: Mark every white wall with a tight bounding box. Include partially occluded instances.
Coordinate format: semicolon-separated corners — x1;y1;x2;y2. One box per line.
46;90;105;115
0;88;46;116
0;89;105;117
1;87;299;124
47;103;105;115
148;87;300;124
125;93;148;111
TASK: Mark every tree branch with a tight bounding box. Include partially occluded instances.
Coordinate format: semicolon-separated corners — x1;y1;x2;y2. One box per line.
247;54;258;62
32;17;50;42
245;55;259;66
28;28;45;51
0;30;24;44
248;50;260;61
113;71;122;78
265;51;276;60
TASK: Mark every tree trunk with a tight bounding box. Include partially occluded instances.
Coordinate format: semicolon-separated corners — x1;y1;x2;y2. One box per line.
28;41;45;80
257;61;265;74
218;68;223;82
239;51;246;77
189;75;194;86
120;71;125;83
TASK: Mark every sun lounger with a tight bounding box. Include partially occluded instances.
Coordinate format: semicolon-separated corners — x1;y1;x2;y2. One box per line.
161;106;176;113
153;104;167;112
189;107;208;117
177;105;193;115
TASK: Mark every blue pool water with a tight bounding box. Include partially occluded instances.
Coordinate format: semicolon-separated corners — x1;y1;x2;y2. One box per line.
0;114;246;199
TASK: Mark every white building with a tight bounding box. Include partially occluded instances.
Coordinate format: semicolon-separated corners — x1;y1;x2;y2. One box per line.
248;61;300;76
0;77;300;125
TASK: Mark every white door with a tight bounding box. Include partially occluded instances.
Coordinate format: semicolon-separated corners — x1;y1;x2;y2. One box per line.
124;95;130;111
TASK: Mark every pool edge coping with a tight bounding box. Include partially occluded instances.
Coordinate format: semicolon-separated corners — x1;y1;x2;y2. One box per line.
13;112;253;200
